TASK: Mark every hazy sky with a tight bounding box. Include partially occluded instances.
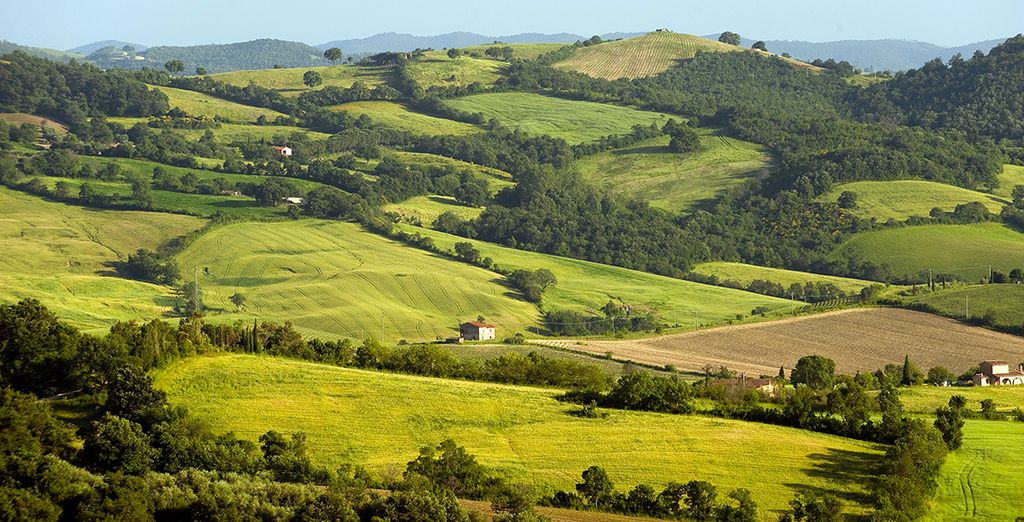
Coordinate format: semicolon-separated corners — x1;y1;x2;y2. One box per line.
3;0;1021;50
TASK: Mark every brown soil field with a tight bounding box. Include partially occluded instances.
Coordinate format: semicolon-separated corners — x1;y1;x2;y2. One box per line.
533;308;1024;376
0;113;69;134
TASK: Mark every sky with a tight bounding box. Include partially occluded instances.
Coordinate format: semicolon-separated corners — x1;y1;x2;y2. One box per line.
2;0;1021;50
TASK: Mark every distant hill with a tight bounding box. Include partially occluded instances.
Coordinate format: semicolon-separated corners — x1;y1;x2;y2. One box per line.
68;40;148;55
0;40;83;61
702;34;1008;71
90;39;328;73
315;31;642;54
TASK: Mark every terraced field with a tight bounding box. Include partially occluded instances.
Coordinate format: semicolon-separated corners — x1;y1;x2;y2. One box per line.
535;308;1024;376
574;133;771;211
822;180;1006;221
150;85;286;122
996;163;1024;199
0;187;203;332
553;32;741;80
832;223;1024;280
329;101;480;136
690;261;879;296
445;92;674;144
155;354;882;516
209;64;391;96
902;284;1024;331
400;225;800;327
174;220;541;341
404;52;504;88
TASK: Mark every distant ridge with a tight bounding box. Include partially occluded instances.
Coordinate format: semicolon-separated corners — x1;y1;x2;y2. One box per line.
0;40;83;61
315;31;643;54
68;40;148;55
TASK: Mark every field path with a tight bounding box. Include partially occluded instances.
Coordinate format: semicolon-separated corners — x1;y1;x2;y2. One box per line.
532;308;1024;375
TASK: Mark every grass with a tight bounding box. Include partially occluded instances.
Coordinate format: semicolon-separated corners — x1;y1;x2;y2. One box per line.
445;93;674;145
552;32;741;80
574;133;772;211
832;223;1024;280
149;85;286;122
104;119;331;144
821;181;1006;221
926;420;1024;521
995;164;1024;199
329;101;480;136
690;261;880;295
449;344;674;378
208;64;391;96
393;151;514;193
174;220;541;341
399;225;800;328
461;43;568;60
902;284;1024;331
384;195;484;226
154;353;882;516
901;386;1024;415
0;187;203;332
404;52;504;89
33;176;287;219
76;156;328;193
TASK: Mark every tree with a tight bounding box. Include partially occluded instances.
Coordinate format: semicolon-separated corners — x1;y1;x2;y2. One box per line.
447;48;462;59
195;67;207;75
934;396;966;450
715;488;757;522
453;242;481;264
323;47;342;62
926;366;954;385
791;355;836;390
751;41;767;51
83;414;156;474
106;365;167;419
253;177;295;206
575;466;614;506
719;32;741;45
837;191;858;209
127;173;153;209
681;480;717;520
303;70;323;88
230;292;246;310
164;59;184;74
663;120;700;153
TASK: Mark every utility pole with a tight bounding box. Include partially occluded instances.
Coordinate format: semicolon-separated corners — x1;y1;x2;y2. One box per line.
965;294;970;320
928;268;933;290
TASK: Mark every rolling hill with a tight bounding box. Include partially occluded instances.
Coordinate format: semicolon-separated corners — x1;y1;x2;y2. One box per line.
403;51;505;89
150;85;286;122
209;64;391;96
821;180;1007;221
329;101;480;136
154;353;881;515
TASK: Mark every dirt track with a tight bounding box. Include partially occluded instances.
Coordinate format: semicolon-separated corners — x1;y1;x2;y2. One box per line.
533;308;1024;376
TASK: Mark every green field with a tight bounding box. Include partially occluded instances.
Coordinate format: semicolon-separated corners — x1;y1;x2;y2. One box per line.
154;354;881;516
393;151;514;193
405;52;504;88
691;261;879;295
0;187;203;332
902;284;1024;331
150;85;286;122
574;133;771;211
384;195;484;225
901;385;1024;415
400;225;800;327
822;180;1006;221
209;64;391;96
832;223;1024;280
445;93;674;144
926;420;1024;521
996;164;1024;199
105;119;331;144
174;220;540;341
77;156;327;193
461;43;568;60
330;101;480;136
553;32;742;80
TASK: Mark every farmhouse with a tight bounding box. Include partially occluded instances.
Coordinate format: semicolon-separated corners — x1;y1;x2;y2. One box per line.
460;321;496;341
282;196;304;205
973;361;1024;386
274;146;292;157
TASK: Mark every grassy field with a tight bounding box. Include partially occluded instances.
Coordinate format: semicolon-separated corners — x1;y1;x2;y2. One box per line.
105;119;331;144
535;308;1024;377
574;133;771;211
329;101;480;136
384;195;484;225
77;156;326;192
821;180;1006;221
690;261;879;295
902;284;1024;331
461;43;568;60
174;220;540;341
154;354;882;516
400;225;800;328
33;176;287;219
926;420;1024;521
150;85;286;122
996;164;1024;199
832;223;1024;280
393;151;514;194
901;386;1024;415
445;93;674;144
405;52;504;89
0;187;203;332
209;64;391;96
552;32;741;80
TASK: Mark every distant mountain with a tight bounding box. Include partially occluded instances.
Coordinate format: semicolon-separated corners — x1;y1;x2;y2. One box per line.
0;40;83;61
69;40;148;55
86;39;328;73
702;34;1008;71
315;32;642;54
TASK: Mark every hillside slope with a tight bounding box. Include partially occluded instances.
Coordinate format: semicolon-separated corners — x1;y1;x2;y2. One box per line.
554;32;741;80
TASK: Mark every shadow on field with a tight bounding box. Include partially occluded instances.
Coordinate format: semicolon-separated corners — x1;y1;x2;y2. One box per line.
610;145;669;156
786;447;879;510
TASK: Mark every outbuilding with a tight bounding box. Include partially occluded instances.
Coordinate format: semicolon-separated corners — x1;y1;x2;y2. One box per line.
460;321;496;341
274;146;293;157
